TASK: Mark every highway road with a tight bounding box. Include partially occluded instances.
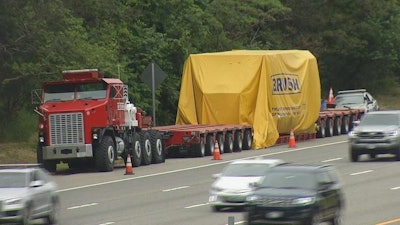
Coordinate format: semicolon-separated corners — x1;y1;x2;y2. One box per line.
44;135;399;225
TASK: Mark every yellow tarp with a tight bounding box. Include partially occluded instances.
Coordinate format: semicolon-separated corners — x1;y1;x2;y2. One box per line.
176;50;321;149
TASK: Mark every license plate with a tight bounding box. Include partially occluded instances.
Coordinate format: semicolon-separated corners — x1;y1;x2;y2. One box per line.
265;211;283;218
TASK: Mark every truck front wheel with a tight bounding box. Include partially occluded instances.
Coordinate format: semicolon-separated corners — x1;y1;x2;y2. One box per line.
95;135;115;172
37;143;57;173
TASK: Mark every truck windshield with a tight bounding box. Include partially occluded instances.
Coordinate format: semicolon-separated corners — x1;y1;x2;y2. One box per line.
44;82;107;102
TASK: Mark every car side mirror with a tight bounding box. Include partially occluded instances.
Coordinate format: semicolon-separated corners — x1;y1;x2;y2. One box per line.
29;180;45;188
318;181;333;190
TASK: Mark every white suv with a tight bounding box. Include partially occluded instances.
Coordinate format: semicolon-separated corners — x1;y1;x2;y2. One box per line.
335;89;379;112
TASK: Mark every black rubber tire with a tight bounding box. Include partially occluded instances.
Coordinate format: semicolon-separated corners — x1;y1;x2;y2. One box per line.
192;136;205;157
330;208;342;225
211;206;221;212
242;129;253;150
216;134;224;154
233;131;243;152
140;131;152;165
150;130;164;163
95;135;115;172
21;204;32;225
45;197;60;225
316;120;326;138
36;142;43;164
325;118;333;137
341;116;349;134
224;133;234;153
205;135;214;156
349;114;356;131
333;117;342;136
396;147;400;161
350;148;359;162
130;132;142;167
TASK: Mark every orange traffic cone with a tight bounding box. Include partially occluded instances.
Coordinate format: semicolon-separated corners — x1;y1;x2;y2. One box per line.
125;154;134;175
212;140;221;160
289;129;296;148
328;87;335;105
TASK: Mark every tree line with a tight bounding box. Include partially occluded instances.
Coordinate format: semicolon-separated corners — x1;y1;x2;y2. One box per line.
1;0;400;142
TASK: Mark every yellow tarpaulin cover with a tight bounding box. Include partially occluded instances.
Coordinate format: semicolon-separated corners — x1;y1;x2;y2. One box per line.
176;50;321;149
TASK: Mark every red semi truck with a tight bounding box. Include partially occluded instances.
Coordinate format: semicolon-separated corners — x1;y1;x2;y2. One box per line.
33;69;251;172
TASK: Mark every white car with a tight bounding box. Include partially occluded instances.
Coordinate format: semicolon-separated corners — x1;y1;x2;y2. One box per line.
208;158;284;212
0;164;60;225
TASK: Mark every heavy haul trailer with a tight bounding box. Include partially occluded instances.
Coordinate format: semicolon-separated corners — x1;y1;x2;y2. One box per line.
316;108;365;138
152;124;253;157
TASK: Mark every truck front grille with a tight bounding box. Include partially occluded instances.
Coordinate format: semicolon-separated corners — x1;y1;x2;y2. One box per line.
49;113;84;145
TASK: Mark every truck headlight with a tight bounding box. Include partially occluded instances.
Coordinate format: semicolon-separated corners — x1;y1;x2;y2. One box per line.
389;130;398;136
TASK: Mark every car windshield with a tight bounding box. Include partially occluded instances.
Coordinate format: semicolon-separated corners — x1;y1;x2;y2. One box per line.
335;94;364;105
44;82;107;102
0;172;29;188
360;113;400;126
222;163;272;177
259;171;317;190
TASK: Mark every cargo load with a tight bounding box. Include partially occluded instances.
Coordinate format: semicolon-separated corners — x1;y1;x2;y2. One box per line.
176;50;321;149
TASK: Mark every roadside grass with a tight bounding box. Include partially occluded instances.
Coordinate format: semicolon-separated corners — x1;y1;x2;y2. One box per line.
2;93;400;164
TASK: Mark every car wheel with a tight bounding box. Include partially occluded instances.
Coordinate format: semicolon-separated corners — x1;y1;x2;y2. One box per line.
211;206;221;212
20;205;32;225
330;208;343;225
369;153;376;159
309;211;321;225
45;197;60;225
350;148;359;162
396;147;400;161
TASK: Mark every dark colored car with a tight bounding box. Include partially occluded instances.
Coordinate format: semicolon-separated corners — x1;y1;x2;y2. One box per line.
245;164;344;225
348;110;400;162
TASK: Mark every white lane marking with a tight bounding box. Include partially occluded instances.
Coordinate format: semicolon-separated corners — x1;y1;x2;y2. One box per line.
99;222;115;225
185;203;209;209
321;157;342;163
163;186;190;192
67;202;98;210
350;170;373;176
58;141;348;193
390;186;400;190
224;221;246;225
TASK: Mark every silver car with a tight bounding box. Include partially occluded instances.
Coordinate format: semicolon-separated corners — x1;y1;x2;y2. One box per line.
208;158;284;212
0;164;60;225
348;110;400;162
335;89;379;112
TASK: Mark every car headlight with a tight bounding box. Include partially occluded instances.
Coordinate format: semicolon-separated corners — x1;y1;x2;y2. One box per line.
292;197;315;205
389;130;398;136
5;198;23;205
348;131;358;137
246;195;259;202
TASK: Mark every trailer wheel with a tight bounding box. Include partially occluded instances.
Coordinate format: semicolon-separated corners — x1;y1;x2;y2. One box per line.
333;117;342;136
128;132;142;167
349;114;356;131
224;133;234;153
325;118;333;137
140;131;152;165
150;130;164;164
242;129;253;150
95;135;115;172
216;134;224;154
233;131;243;152
205;135;214;156
341;116;349;134
193;136;205;157
316;120;326;138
